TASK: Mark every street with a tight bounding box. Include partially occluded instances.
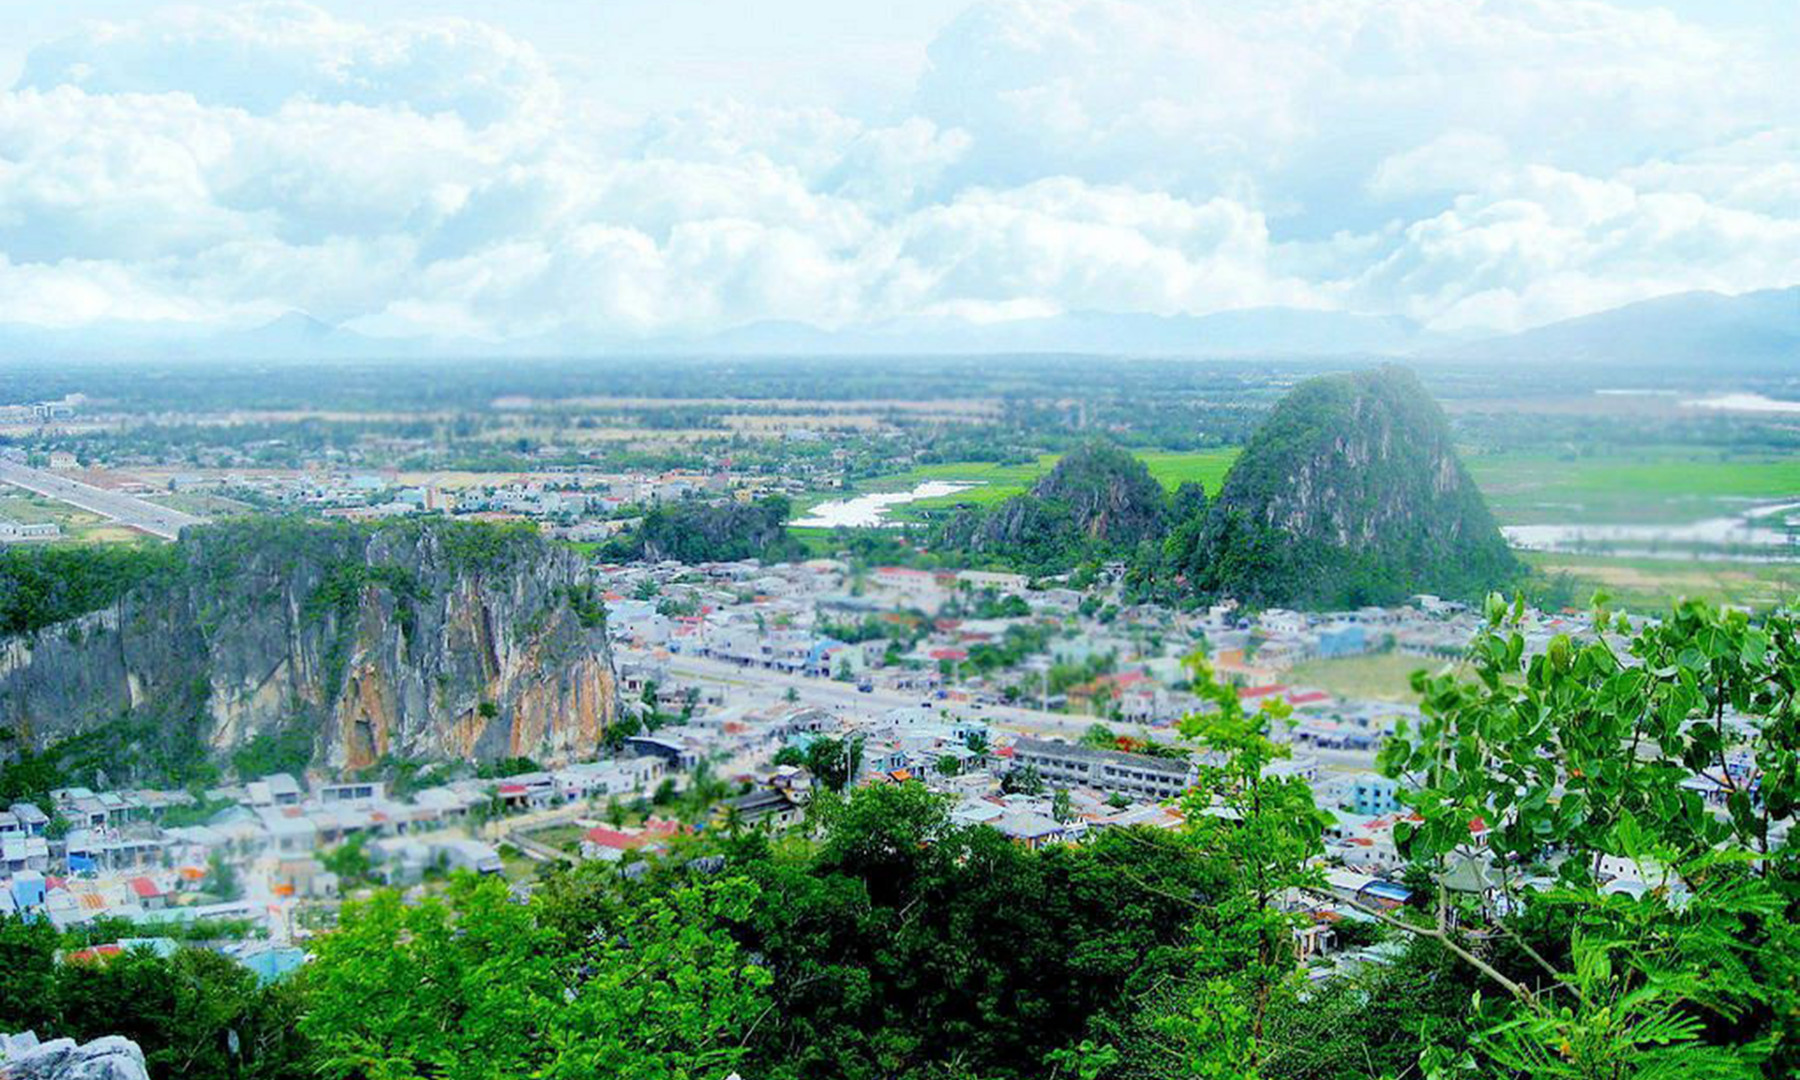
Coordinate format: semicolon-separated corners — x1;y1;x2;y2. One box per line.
647;649;1382;772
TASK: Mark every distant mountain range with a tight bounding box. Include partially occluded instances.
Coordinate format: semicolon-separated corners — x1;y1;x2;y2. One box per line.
660;307;1447;357
1433;287;1800;369
1;287;1793;365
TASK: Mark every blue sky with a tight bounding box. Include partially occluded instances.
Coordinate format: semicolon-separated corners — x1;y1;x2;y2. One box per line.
0;0;1794;343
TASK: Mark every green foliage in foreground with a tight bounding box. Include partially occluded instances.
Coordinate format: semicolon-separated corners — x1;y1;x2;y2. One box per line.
0;921;309;1079
1368;595;1800;1079
303;874;769;1080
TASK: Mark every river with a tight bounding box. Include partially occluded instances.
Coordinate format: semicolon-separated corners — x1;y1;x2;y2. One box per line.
792;481;977;528
1503;500;1800;560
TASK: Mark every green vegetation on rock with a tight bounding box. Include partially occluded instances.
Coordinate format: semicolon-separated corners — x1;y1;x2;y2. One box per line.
937;441;1174;573
613;494;804;563
0;543;182;636
1190;365;1521;607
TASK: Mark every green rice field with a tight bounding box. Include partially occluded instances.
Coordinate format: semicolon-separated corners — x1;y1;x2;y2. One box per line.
1465;451;1800;525
849;448;1242;517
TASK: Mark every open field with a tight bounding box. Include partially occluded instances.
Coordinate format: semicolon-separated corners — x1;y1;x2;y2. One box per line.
523;823;591;853
1287;651;1465;702
1524;551;1800;612
0;492;148;544
1137;450;1241;495
1466;451;1800;526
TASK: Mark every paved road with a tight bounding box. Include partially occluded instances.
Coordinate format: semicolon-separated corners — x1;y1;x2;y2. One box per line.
651;649;1383;772
656;650;1115;739
0;461;209;540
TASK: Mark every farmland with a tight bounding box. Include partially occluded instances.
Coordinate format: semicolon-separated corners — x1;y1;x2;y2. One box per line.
823;448;1245;519
1522;550;1800;612
1464;450;1800;525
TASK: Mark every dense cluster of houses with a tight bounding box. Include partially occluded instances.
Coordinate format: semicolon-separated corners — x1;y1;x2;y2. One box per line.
0;755;670;933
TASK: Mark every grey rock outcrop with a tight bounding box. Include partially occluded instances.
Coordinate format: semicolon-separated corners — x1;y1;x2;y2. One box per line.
0;1033;149;1080
0;519;617;776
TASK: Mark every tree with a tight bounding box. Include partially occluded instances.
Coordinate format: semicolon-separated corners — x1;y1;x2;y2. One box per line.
202;854;241;901
1149;652;1329;1078
1004;764;1045;796
805;736;863;793
319;835;372;886
1051;787;1073;823
772;745;807;769
48;944;309;1080
302;873;770;1080
737;783;1229;1080
1374;595;1800;1077
0;913;57;1032
937;754;962;777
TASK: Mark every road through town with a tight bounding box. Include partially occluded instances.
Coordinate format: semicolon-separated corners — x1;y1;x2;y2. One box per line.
649;650;1382;772
0;461;209;540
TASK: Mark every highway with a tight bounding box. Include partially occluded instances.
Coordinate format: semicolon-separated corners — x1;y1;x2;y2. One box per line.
0;461;209;540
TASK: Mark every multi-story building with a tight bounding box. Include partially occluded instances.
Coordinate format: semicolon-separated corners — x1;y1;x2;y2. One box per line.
1009;737;1195;801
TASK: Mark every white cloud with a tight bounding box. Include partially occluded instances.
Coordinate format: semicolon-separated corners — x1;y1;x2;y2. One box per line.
0;0;1792;342
1356;165;1800;331
19;2;558;127
1367;131;1513;201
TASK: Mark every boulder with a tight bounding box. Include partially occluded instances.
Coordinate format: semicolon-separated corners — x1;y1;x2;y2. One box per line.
0;1034;149;1080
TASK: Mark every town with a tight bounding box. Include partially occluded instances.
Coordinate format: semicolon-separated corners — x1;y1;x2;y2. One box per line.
4;544;1732;991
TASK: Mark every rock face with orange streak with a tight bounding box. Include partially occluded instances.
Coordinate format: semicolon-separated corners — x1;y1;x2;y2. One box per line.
0;519;617;778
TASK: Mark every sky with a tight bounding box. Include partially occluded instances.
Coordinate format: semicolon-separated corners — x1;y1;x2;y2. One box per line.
0;0;1795;345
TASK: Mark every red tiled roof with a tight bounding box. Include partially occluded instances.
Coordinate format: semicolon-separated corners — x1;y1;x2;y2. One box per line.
1098;672;1152;688
66;945;124;964
128;877;160;899
1237;684;1289;699
582;828;645;850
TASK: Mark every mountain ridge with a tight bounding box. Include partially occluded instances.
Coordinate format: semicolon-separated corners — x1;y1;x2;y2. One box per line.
0;287;1789;363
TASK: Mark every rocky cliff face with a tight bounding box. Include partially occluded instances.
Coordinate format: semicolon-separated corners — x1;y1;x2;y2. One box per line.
1191;365;1519;608
0;519;616;776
